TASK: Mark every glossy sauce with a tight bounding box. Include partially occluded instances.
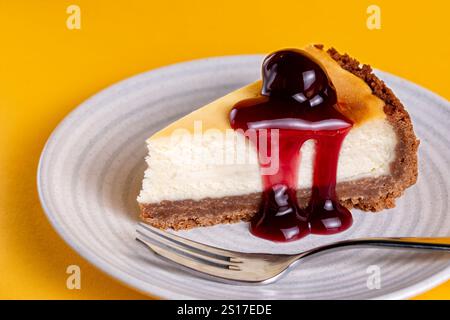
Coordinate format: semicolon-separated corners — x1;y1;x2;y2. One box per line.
229;49;354;242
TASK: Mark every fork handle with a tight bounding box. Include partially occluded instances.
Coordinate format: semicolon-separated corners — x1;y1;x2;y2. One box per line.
300;237;450;259
347;237;450;250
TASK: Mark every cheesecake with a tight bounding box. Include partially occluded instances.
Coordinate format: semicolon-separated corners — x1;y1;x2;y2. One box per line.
137;45;419;239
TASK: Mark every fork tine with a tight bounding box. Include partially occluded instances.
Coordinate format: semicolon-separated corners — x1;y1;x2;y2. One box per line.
136;228;236;267
136;236;243;281
138;222;242;260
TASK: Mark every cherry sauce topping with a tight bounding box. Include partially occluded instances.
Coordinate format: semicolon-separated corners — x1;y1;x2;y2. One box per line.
229;49;354;242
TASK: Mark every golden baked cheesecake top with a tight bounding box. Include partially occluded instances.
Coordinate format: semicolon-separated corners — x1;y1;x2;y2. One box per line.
150;45;385;141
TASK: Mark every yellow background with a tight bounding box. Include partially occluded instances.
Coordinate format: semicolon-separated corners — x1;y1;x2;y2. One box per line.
0;0;449;299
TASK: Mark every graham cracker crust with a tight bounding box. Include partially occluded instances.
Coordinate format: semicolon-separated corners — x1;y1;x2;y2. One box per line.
140;46;419;230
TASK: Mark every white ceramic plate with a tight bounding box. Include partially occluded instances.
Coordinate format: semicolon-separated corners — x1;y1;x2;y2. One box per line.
38;55;450;299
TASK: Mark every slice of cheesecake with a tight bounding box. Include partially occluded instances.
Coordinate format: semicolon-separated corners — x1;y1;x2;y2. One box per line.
137;45;419;230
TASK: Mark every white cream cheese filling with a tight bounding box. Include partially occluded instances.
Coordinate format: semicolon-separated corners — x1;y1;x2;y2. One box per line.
138;118;397;203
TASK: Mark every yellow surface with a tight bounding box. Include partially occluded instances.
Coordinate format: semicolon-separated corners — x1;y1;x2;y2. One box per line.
152;45;385;139
0;0;449;299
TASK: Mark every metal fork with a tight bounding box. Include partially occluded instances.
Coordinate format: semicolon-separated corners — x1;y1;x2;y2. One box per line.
136;222;450;284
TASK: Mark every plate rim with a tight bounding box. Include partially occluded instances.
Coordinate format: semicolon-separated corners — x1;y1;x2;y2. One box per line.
37;54;450;300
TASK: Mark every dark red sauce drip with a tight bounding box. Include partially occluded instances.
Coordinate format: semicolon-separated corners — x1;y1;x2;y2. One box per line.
229;49;354;242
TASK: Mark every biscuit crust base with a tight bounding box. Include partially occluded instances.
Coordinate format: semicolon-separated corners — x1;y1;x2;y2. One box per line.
140;46;419;230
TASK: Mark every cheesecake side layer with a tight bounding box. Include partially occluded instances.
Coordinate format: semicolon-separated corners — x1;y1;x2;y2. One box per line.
325;45;419;202
140;47;419;230
139;119;396;203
